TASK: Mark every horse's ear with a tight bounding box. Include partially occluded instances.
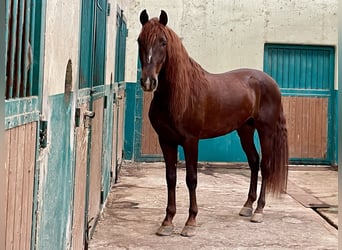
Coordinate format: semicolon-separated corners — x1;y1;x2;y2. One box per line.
159;10;168;26
140;9;149;26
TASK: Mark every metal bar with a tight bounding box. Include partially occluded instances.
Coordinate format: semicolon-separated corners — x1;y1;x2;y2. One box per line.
5;0;10;66
28;0;35;96
13;0;26;98
6;0;19;99
21;0;31;97
114;10;121;82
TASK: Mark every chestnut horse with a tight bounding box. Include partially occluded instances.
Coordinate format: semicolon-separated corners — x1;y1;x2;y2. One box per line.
138;10;288;237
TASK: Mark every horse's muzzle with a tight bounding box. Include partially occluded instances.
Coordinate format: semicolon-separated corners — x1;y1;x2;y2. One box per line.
140;76;158;92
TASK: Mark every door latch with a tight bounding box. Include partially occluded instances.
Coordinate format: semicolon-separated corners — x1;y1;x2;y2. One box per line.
84;110;95;128
84;110;95;119
39;120;48;149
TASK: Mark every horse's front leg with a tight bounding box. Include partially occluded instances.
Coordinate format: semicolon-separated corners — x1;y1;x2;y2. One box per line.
156;138;178;236
181;138;199;237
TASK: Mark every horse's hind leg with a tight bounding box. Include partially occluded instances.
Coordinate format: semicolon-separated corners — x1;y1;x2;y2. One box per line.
250;128;274;223
237;124;260;218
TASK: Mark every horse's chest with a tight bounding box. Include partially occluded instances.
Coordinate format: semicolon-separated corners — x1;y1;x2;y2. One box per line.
148;104;181;140
149;104;203;142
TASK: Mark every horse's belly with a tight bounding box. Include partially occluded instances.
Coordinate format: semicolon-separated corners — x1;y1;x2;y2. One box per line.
199;125;236;139
199;110;252;139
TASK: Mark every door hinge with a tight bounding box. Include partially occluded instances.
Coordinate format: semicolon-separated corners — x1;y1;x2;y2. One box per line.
75;108;81;127
107;2;111;16
100;190;104;204
104;95;108;109
39;120;48;149
113;92;116;103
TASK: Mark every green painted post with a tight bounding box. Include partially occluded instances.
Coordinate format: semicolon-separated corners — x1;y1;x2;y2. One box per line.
78;0;95;89
93;0;107;86
1;0;6;248
30;0;46;99
339;5;342;169
123;82;136;160
30;1;47;249
338;6;341;247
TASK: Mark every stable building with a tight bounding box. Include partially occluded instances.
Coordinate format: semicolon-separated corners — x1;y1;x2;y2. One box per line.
2;0;338;249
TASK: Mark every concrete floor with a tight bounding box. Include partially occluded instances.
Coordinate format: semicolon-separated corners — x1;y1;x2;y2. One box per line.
89;162;338;250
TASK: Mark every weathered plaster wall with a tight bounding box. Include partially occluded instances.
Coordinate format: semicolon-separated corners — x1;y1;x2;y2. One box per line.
41;0;130;106
40;0;130;143
36;1;130;248
105;0;130;85
43;0;81;96
126;0;338;86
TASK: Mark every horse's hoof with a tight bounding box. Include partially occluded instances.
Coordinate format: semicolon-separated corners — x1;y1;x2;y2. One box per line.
250;212;263;223
239;206;253;217
156;225;174;236
180;225;196;237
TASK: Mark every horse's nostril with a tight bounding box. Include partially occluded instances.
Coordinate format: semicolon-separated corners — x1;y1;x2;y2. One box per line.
140;76;157;91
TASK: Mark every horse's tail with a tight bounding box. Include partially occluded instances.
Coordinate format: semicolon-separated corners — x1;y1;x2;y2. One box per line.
266;105;289;196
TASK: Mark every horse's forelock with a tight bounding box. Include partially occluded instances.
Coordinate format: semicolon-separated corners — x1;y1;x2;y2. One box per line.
139;18;167;46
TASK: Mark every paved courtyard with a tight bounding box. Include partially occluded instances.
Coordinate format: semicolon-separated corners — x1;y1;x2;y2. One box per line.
89;162;338;250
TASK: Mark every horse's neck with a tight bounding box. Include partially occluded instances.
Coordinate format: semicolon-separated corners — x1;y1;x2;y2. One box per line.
160;55;206;119
155;30;208;119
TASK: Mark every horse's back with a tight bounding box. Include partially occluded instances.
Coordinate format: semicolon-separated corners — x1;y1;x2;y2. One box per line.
226;68;279;89
227;68;283;126
208;68;282;122
223;68;282;105
206;68;281;106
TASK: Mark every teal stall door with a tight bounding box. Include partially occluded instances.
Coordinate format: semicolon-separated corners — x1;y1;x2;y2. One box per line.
179;132;260;162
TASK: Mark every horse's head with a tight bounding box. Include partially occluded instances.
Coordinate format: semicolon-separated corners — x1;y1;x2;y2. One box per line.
138;10;168;92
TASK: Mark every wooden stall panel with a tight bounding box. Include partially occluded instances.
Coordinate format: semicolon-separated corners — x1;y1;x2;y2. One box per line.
88;98;104;235
141;92;162;155
5;122;36;250
71;103;89;249
116;87;126;166
111;87;126;183
111;98;118;182
282;96;328;159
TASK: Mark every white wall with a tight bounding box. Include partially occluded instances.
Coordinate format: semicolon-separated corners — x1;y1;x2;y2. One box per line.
43;0;81;96
40;1;338;95
41;0;130;118
126;0;338;87
105;0;130;85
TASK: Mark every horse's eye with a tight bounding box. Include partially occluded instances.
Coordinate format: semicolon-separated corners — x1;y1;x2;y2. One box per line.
159;37;167;47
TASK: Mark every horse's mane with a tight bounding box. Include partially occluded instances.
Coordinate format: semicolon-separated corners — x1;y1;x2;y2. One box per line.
140;19;209;118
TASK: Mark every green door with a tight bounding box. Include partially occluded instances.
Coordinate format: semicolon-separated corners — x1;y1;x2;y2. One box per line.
264;44;336;165
4;0;45;249
179;132;259;162
72;0;107;248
